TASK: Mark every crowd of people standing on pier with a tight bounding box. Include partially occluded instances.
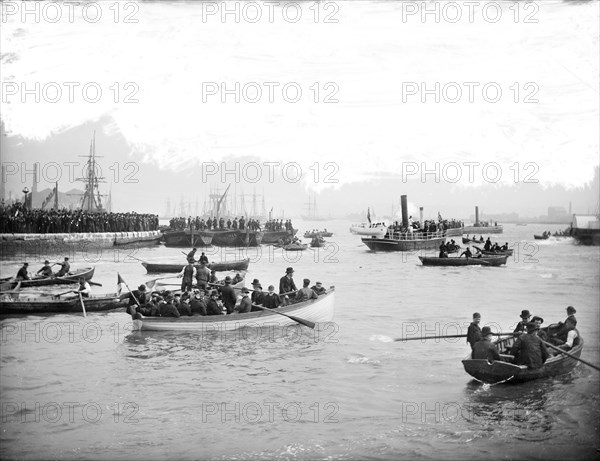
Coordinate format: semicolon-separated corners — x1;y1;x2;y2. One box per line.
169;216;294;232
0;202;159;234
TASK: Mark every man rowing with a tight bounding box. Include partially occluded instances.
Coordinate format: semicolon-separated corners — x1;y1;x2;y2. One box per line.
36;260;54;278
55;257;70;277
296;278;318;302
510;322;549;369
16;262;31;280
549;306;578;349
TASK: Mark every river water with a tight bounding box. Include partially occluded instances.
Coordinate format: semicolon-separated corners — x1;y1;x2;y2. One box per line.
1;222;598;460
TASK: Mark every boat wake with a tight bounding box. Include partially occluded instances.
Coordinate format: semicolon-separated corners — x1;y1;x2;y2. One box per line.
370;334;394;343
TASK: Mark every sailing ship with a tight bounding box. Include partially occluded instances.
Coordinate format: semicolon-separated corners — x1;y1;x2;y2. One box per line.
301;193;328;221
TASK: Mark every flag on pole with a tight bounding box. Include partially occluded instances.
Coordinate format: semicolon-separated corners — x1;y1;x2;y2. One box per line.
117;273;126;295
367;207;371;224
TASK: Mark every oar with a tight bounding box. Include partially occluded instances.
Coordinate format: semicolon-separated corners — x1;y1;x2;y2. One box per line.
541;340;600;372
251;303;315;329
54;289;76;298
146;276;177;289
395;333;518;342
78;292;87;318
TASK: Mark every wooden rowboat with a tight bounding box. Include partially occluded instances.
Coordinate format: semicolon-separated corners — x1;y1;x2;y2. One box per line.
0;293;127;314
0;267;95;289
283;243;308;251
478;249;514;256
132;287;335;331
462;329;583;384
418;255;508;266
304;231;333;238
534;234;550;240
141;258;250;273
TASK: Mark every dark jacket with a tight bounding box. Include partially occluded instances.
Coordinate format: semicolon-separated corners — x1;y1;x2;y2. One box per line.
219;284;237;314
237;296;252;314
510;334;550;369
471;339;500;362
16;267;30;280
251;291;265;312
206;298;222;316
126;290;147;307
159;302;180;318
56;262;70;276
263;292;282;309
177;302;192;316
296;287;318;302
190;298;207;316
279;275;297;295
466;323;482;349
513;321;527;334
37;265;53;277
553;315;577;342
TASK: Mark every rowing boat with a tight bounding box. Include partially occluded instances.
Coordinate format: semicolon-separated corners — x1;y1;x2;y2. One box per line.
132;287;335;331
0;267;95;289
261;229;298;244
418;255;508;266
462;329;583;384
478;249;514;256
282;243;308;251
141;258;250;273
0;293;127;314
304;231;333;238
310;237;325;248
534;234;550;240
462;237;484;244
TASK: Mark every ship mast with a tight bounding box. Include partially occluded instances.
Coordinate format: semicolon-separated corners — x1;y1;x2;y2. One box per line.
73;131;106;212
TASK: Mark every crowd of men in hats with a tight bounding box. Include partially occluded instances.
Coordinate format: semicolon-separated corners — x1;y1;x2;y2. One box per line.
388;216;463;236
126;266;327;319
15;257;72;280
482;238;509;252
168;216;295;232
0;203;159;234
467;306;579;369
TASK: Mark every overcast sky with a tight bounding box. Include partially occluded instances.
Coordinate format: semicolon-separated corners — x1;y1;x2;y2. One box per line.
1;0;598;219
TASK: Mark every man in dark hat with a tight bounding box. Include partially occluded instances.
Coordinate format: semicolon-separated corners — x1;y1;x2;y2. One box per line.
159;292;180;318
279;267;297;304
484;237;492;251
16;262;31;280
510;322;549;369
206;290;223;316
36;260;54;278
209;269;218;284
466;313;482;350
190;289;207;316
237;287;252;314
122;284;148;307
550;306;578;349
471;326;500;362
219;276;237;314
514;309;531;334
250;280;265;312
263;285;282;309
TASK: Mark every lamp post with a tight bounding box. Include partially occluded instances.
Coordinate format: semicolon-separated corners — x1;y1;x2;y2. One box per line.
22;187;29;210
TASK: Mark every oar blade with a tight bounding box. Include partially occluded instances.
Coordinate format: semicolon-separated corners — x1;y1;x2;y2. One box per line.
286;315;316;329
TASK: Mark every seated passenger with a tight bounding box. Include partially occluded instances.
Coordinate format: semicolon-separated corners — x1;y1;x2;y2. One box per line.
510;322;550;369
190;290;207;316
206;290;223;316
471;326;500;362
159;293;180;318
232;272;244;284
460;248;473;258
237;287;252;314
513;309;531;334
296;278;318;302
311;281;327;295
36;260;54;278
177;294;192;316
263;285;282;309
549;306;578;349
